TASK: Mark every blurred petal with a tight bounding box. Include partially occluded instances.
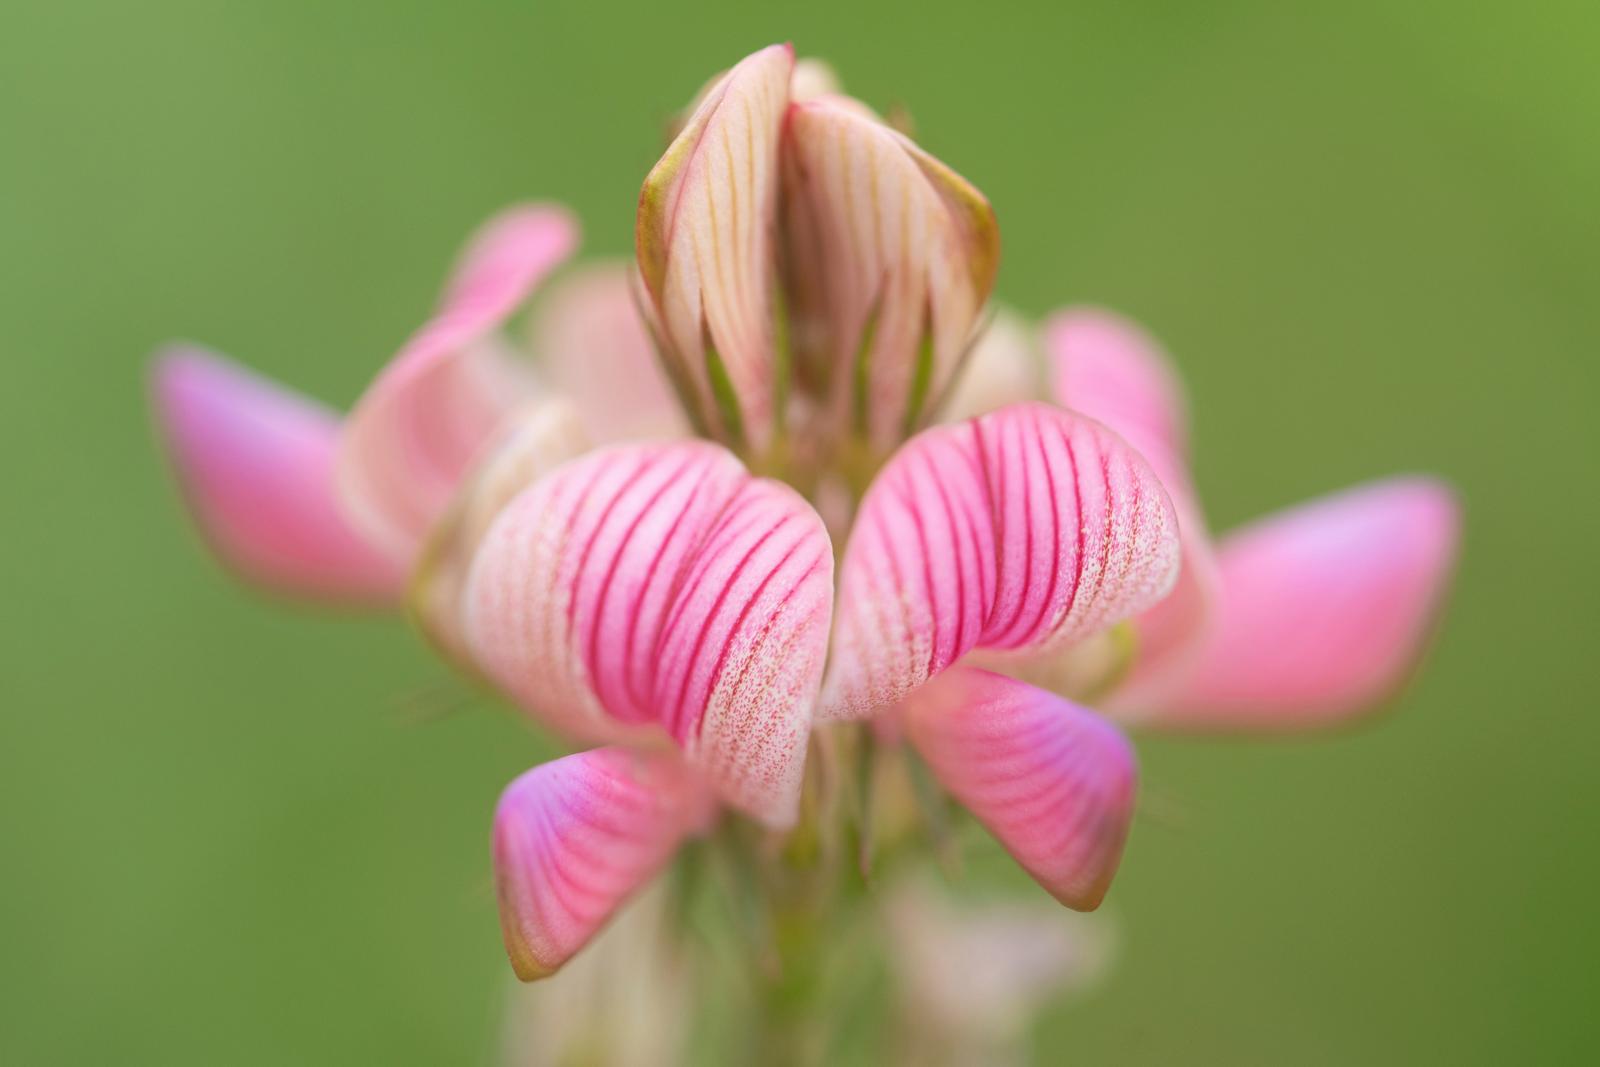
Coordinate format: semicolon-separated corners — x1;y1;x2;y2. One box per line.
339;205;578;563
790;57;842;102
466;442;834;826
636;43;792;449
1046;309;1222;698
498;879;691;1066
410;401;587;667
150;346;403;604
1120;477;1461;729
938;308;1044;422
1047;310;1188;473
902;668;1138;909
494;747;711;980
527;263;686;443
781;95;999;450
885;877;1115;1060
990;622;1139;706
822;402;1180;719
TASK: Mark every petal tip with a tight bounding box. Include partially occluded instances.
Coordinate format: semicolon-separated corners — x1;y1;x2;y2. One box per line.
492;749;703;979
904;669;1138;911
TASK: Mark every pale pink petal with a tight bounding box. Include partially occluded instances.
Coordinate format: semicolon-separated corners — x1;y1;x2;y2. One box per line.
781;95;999;451
339;205;578;564
636;44;793;449
938;308;1044;422
1046;309;1223;697
790;57;842;102
465;442;834;826
1119;477;1461;730
885;877;1116;1052
493;747;712;980
822;402;1180;719
527;263;686;443
150;346;404;604
902;668;1138;909
497;881;691;1063
410;401;588;667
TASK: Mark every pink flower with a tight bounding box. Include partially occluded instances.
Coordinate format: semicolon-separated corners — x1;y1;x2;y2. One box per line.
150;44;1460;982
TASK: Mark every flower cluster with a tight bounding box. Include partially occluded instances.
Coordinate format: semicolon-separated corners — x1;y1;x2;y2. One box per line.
151;44;1460;987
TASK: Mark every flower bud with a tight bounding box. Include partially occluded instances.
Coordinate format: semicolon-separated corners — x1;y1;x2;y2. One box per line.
635;44;794;452
780;95;999;451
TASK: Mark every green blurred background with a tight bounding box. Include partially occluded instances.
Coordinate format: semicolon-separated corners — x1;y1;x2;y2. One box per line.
4;1;1596;1062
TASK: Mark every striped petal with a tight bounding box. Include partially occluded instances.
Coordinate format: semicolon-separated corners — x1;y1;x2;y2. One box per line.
1120;477;1461;730
902;668;1138;909
1046;309;1222;699
822;402;1180;720
636;44;792;450
339;204;578;564
410;400;587;667
780;95;999;451
150;346;403;604
494;747;712;980
526;263;687;443
465;442;834;826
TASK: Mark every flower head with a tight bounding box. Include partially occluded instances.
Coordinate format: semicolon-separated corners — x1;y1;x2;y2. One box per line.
151;44;1460;985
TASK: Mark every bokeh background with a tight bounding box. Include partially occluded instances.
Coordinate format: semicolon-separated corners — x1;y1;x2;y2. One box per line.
4;1;1596;1063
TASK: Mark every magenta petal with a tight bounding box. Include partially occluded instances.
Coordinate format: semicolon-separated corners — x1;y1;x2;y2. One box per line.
1046;309;1222;693
150;346;404;604
339;204;578;564
494;747;711;980
903;668;1138;909
1123;477;1461;730
822;401;1180;719
465;442;834;826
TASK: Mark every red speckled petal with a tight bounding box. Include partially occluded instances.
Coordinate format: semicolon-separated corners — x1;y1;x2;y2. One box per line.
465;441;833;826
823;402;1180;719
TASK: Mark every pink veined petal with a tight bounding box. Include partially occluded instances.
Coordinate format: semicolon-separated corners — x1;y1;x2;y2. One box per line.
494;747;713;980
1046;309;1223;698
821;401;1180;720
902;668;1138;910
339;204;578;564
636;44;793;449
526;263;687;443
150;346;404;604
1116;477;1461;730
465;442;834;827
